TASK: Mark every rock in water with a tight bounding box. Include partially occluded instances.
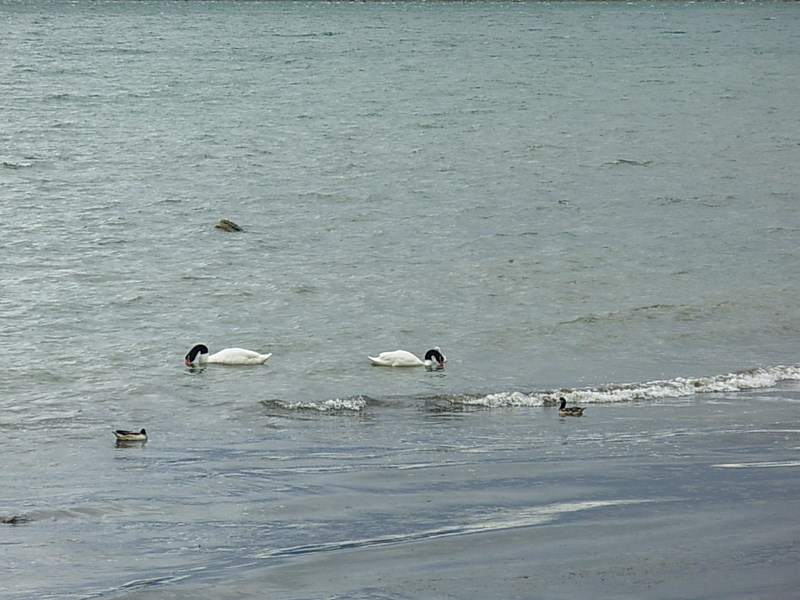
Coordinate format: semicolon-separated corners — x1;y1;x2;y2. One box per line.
215;219;243;232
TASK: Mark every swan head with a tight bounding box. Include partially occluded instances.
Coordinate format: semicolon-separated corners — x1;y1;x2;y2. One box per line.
424;347;446;368
559;397;567;410
185;344;210;365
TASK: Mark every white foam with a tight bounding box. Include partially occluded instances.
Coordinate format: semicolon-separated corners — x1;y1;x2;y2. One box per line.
459;364;800;408
714;461;800;469
263;396;368;412
252;498;654;560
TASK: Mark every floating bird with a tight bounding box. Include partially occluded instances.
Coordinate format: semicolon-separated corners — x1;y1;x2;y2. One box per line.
184;344;272;366
368;347;446;368
113;428;147;442
558;397;586;417
214;219;243;232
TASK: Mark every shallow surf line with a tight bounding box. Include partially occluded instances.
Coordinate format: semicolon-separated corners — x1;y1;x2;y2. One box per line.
251;498;653;561
713;461;800;469
79;570;205;600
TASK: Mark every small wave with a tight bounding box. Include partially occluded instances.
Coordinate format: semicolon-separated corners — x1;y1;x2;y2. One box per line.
455;391;550;409
274;31;341;38
260;395;371;413
87;573;196;599
1;504;125;525
451;364;800;408
253;498;652;560
714;461;800;469
600;158;653;168
2;160;35;169
556;303;726;328
257;365;800;413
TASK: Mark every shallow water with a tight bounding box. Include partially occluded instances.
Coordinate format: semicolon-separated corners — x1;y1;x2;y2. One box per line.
1;1;799;598
6;387;799;600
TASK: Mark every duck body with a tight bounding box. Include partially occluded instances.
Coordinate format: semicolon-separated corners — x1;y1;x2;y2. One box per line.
368;348;446;368
113;428;147;442
558;397;586;417
184;344;272;366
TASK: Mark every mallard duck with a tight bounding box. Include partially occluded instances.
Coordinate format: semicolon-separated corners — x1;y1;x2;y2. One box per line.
113;428;147;442
368;347;446;369
184;344;272;366
558;397;585;417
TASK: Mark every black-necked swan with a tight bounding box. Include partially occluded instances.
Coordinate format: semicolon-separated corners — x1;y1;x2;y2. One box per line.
368;347;446;368
184;344;272;366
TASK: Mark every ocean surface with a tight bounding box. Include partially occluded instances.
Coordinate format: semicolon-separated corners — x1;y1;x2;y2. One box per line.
1;1;799;598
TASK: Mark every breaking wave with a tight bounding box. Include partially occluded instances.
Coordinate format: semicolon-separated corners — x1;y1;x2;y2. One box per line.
458;364;800;409
260;364;800;413
260;395;372;413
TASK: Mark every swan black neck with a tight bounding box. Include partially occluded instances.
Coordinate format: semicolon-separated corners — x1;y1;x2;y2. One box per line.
185;344;209;363
424;348;445;364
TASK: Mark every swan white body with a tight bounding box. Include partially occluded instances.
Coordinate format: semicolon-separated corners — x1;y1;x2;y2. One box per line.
206;348;272;365
185;344;272;366
368;348;446;368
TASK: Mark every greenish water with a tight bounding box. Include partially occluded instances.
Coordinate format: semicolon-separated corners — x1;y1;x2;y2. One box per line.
1;2;798;598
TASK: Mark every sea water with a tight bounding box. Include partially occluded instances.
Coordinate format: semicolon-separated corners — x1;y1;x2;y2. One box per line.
1;1;799;598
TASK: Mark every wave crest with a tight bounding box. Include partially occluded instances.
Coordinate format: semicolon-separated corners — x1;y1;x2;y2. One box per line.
258;365;799;413
455;364;800;408
261;395;371;413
